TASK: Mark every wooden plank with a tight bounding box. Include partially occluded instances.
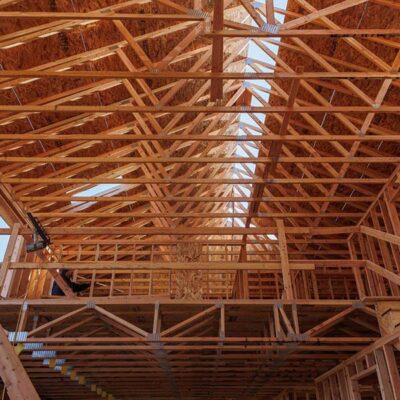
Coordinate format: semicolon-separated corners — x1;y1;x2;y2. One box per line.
375;347;396;400
30;211;365;219
0;133;396;142
0;224;20;295
94;305;149;337
210;0;224;101
382;344;400;400
365;261;400;287
265;0;275;24
0;325;40;400
161;305;218;336
7;261;316;271
28;306;88;337
1;70;400;79
2;226;358;236
47;270;75;298
276;220;293;300
305;307;355;337
207;28;400;38
0;11;206;21
1;155;398;164
360;226;400;246
1;104;399;113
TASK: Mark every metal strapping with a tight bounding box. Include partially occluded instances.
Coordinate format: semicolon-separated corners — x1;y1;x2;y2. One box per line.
8;331;28;342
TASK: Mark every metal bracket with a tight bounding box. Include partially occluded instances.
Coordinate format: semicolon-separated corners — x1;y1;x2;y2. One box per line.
86;300;96;309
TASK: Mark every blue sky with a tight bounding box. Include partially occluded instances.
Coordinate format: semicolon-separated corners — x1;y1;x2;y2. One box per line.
0;217;9;262
231;0;288;239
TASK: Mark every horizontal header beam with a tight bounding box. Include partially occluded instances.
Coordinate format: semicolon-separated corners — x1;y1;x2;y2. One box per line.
207;28;400;38
6;261;316;271
32;211;364;219
0;11;206;21
0;226;359;236
0;134;396;142
1;105;399;113
1;70;399;80
17;196;375;203
0;177;387;185
1;156;398;164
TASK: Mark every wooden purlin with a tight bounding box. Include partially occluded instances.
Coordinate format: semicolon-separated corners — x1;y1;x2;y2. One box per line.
2;104;400;113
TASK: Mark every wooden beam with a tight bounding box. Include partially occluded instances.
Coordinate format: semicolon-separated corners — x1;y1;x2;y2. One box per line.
210;0;224;101
28;306;88;337
48;238;349;245
360;226;400;246
0;325;40;400
161;305;218;336
47;270;75;298
7;261;316;271
1;104;399;113
1;70;400;79
0;11;206;21
94;305;148;337
14;194;383;202
0;224;20;296
276;219;293;300
382;344;400;399
207;28;400;38
375;347;397;400
30;211;365;219
265;0;275;24
1;226;358;236
0;133;396;142
0;177;386;188
2;177;388;185
1;155;398;164
365;260;400;287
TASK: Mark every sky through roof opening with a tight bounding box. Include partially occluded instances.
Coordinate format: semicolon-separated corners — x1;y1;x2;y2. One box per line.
71;179;123;208
0;217;10;262
230;0;288;227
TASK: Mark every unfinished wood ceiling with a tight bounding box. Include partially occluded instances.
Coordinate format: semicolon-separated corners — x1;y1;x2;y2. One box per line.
0;0;400;399
0;0;399;263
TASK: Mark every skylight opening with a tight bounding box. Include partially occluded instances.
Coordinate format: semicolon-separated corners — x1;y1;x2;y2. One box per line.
71;179;123;208
73;183;121;198
0;217;10;262
231;0;288;231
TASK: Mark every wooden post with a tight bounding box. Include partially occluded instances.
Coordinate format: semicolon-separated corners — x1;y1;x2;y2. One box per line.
375;347;396;400
210;0;224;101
153;302;161;334
1;235;23;298
0;224;20;297
0;325;40;400
16;303;29;332
276;219;293;300
382;344;400;400
348;238;366;299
